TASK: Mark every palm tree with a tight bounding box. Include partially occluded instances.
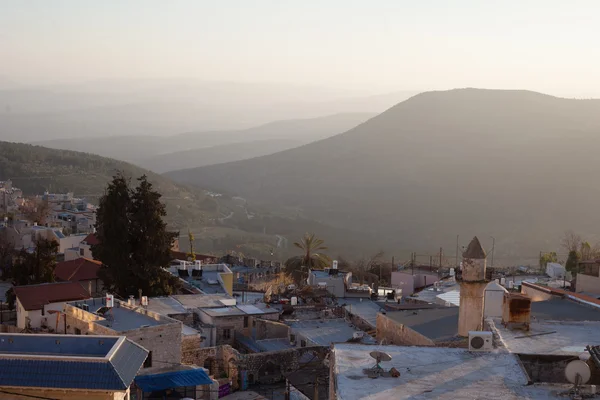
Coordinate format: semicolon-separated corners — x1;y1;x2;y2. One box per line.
284;233;331;284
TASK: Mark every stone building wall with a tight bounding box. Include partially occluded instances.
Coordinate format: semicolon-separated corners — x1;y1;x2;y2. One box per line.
376;313;434;346
255;319;289;340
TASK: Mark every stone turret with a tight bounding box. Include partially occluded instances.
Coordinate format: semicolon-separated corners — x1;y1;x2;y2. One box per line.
457;236;489;336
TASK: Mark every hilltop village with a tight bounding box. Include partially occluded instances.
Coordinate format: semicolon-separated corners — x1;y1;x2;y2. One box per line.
1;185;600;400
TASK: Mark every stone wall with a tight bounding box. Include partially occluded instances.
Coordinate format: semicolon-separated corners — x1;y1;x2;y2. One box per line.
182;344;329;391
255;319;289;340
376;313;434;346
182;334;203;364
63;303;183;373
214;315;245;346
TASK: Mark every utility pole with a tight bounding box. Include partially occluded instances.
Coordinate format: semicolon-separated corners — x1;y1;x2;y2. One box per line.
392;256;395;271
439;247;443;268
456;235;459;267
490;236;495;268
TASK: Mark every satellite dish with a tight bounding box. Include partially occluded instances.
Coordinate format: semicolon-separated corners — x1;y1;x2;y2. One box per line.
369;351;392;363
365;351;392;378
565;360;591;385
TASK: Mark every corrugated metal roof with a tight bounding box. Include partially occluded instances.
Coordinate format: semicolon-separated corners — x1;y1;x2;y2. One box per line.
436;290;461;307
0;335;148;390
135;368;213;392
237;304;265;315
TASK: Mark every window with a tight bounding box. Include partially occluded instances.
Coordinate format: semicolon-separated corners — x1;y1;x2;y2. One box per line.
223;328;231;340
80;248;84;256
143;351;153;368
290;334;296;343
300;339;307;348
74;328;81;335
243;316;249;328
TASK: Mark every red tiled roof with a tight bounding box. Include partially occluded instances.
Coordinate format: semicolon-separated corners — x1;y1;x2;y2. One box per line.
54;258;102;282
171;251;216;262
82;233;99;246
13;282;90;311
522;281;600;306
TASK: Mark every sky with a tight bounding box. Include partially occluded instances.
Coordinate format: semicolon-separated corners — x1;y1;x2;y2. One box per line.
1;0;600;97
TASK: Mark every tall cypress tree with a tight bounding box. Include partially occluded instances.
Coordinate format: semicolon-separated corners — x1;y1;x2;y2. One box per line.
93;172;134;295
129;175;179;296
94;173;179;297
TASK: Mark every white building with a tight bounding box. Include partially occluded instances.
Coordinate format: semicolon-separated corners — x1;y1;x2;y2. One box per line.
13;282;90;331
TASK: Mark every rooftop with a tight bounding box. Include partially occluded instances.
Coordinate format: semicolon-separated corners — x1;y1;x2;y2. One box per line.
490;318;600;355
332;344;569;399
144;296;189;315
199;304;279;318
14;282;90;311
171;293;236;309
0;333;147;391
68;298;176;333
289;318;375;346
54;258;102;282
82;233;99;245
384;307;459;341
342;298;385;328
311;269;348;279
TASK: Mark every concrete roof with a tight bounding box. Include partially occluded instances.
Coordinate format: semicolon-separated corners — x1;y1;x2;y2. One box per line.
289;318;375;346
342;298;385;328
383;307;459;341
255;338;294;352
490;318;600;355
171;294;235;309
332;344;568;399
531;298;600;321
145;296;189;315
200;306;247;317
70;298;174;332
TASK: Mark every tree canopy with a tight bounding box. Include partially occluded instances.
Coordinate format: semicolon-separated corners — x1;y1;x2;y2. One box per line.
284;233;331;284
93;173;179;297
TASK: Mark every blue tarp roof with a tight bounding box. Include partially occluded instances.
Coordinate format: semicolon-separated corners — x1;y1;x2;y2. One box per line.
135;368;213;392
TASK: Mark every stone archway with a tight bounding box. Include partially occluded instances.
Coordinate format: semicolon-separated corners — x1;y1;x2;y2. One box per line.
203;357;217;376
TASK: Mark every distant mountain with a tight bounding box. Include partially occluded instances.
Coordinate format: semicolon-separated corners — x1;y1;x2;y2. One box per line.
166;89;600;262
0;141;382;260
0;79;416;142
0;141;217;230
138;139;303;173
34;113;375;171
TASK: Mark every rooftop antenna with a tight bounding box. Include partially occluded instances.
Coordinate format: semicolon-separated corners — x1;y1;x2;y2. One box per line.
364;350;392;378
565;359;591;399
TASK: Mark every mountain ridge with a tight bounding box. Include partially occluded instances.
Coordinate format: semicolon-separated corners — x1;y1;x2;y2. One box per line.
166;88;600;261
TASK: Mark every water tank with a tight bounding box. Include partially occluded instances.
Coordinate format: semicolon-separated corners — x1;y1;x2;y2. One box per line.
105;294;114;308
449;268;455;276
500;277;506;286
508;281;514;289
484;281;508;318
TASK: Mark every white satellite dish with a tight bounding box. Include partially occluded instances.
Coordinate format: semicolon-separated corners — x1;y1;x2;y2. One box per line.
365;350;393;378
565;360;591;385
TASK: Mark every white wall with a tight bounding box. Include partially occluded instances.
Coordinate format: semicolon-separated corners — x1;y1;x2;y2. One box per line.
58;235;86;253
17;299;68;331
484;282;508;318
391;272;415;296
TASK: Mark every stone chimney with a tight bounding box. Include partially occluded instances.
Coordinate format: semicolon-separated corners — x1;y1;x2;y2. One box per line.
457;236;489;336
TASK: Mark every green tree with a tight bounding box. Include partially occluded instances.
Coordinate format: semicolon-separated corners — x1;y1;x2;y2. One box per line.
93;173;133;295
129;175;179;296
5;238;58;309
539;251;558;269
94;173;179;297
187;229;196;262
565;250;580;274
284;233;330;284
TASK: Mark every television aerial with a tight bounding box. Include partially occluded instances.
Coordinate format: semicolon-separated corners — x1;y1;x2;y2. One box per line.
365;350;392;378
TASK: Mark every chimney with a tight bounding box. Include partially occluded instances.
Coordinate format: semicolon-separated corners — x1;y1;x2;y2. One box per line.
457;236;489;336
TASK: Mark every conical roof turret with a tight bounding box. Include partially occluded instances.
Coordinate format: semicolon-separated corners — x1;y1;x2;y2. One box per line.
462;236;487;259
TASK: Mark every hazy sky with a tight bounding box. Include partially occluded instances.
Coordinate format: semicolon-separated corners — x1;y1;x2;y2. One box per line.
1;1;599;96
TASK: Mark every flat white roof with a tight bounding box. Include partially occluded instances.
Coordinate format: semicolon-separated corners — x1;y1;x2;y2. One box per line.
332;344;569;399
490;318;600;355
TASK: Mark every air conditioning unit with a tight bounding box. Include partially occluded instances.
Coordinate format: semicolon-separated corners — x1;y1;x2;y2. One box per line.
468;331;493;351
82;303;89;312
